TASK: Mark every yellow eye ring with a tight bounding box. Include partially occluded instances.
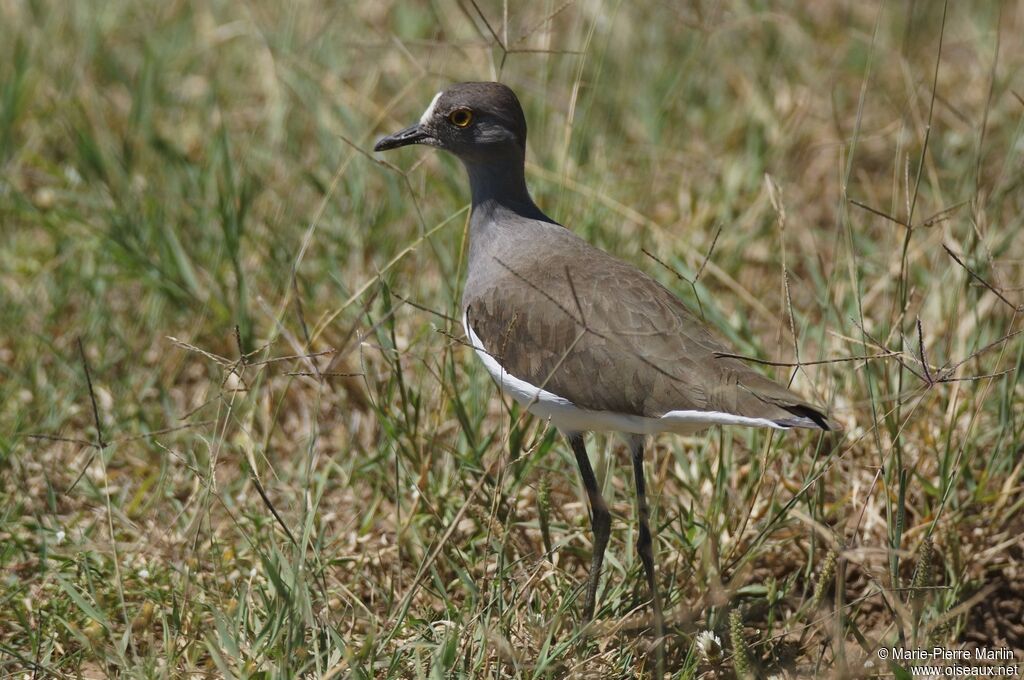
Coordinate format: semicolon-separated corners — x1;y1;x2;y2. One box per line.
448;108;473;128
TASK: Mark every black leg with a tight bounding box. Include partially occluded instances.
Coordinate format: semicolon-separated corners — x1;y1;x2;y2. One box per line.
629;435;665;672
568;432;611;621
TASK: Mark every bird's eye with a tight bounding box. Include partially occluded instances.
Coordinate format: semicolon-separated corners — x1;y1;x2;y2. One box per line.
448;108;473;128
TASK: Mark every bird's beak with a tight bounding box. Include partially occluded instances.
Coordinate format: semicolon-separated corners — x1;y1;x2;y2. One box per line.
373;124;433;152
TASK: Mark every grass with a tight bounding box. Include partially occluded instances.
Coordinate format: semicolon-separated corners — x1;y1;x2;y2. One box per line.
2;0;1023;677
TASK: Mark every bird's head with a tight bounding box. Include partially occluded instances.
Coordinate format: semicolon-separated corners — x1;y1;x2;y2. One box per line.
374;82;528;163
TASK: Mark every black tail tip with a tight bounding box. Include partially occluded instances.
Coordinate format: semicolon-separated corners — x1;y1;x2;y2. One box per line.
777;405;841;432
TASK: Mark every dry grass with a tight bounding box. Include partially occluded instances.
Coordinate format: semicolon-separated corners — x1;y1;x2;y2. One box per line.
1;0;1023;677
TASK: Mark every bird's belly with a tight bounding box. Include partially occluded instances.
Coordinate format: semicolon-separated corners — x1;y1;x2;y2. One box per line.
513;387;710;436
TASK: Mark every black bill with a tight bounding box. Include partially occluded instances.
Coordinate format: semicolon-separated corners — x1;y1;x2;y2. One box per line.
373;124;433;152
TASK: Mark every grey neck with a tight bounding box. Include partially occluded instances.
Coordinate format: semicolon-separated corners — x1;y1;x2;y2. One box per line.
462;148;552;224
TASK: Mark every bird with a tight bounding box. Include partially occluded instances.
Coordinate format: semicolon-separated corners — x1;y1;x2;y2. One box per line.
374;81;837;659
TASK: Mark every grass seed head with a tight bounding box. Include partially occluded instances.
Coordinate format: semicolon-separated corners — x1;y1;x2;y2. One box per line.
729;608;754;679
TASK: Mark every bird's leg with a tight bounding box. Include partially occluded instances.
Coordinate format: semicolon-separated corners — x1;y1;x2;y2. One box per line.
568;433;611;621
629;434;666;671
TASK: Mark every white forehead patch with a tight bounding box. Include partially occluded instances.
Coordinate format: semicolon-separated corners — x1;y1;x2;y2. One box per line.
419;91;443;125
